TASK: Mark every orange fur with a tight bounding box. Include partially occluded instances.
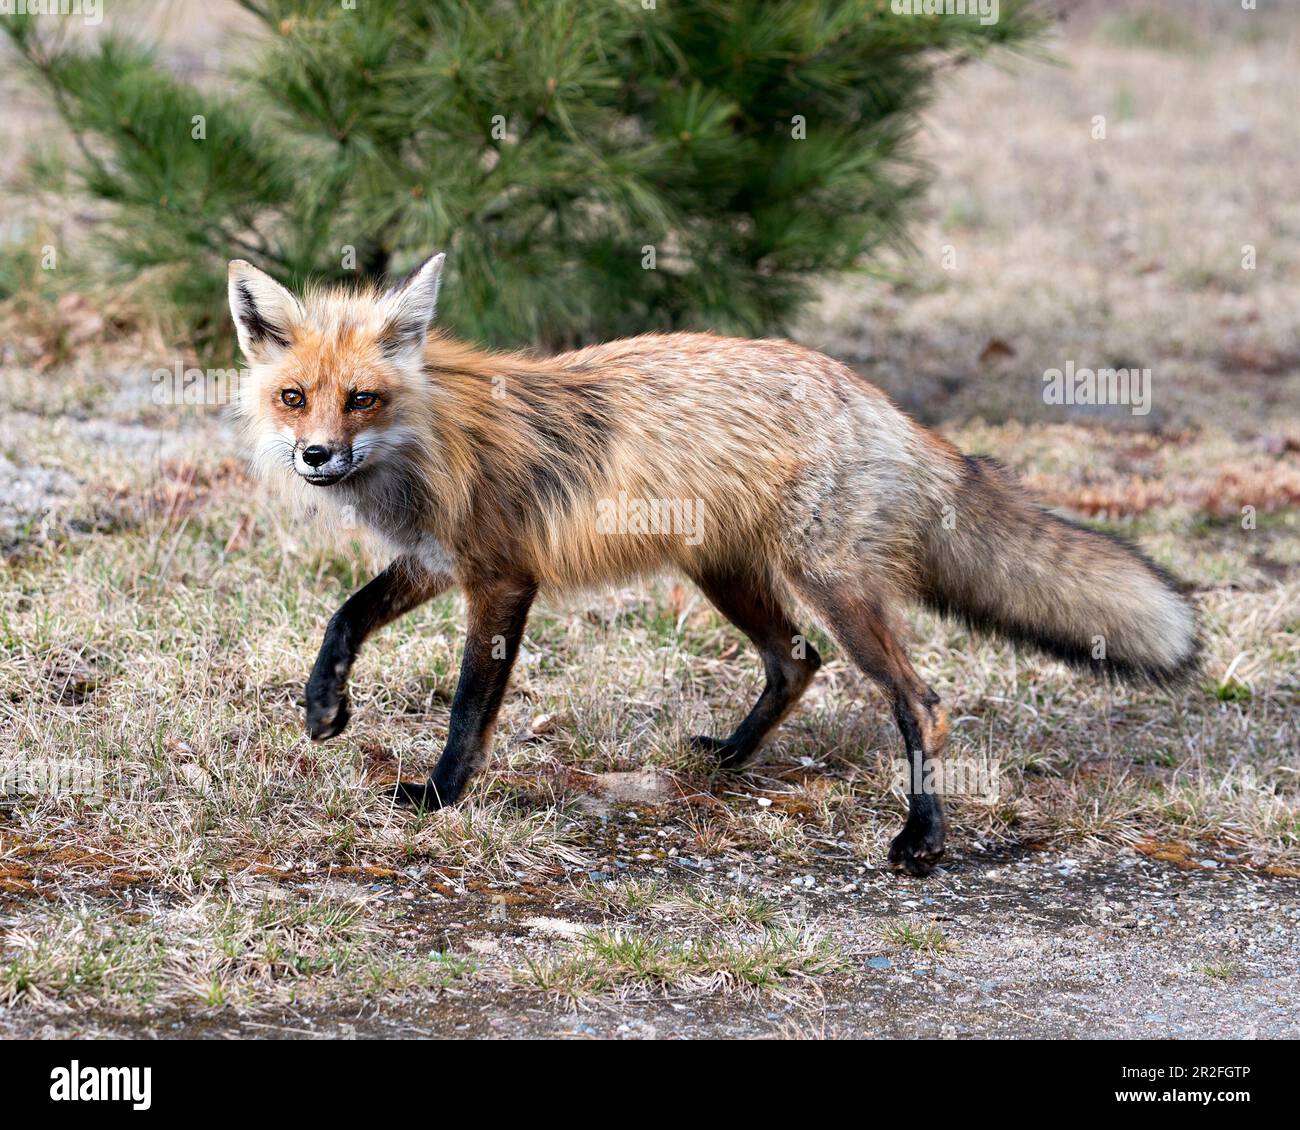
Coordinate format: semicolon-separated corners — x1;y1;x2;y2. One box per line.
229;258;1197;685
229;256;1197;867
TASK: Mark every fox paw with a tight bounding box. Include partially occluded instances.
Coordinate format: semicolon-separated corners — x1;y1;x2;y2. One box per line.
388;780;448;812
688;734;752;769
305;683;350;741
888;822;945;877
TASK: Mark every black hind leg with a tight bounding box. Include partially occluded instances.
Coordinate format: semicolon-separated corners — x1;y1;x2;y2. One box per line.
885;690;948;876
688;569;820;769
786;571;949;876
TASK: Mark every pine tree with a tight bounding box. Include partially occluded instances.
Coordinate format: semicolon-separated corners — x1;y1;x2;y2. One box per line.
3;1;1041;353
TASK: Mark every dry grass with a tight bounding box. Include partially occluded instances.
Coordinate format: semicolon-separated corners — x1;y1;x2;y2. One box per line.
1;891;475;1010
514;926;842;1004
579;878;787;931
881;920;953;956
1;2;1298;1019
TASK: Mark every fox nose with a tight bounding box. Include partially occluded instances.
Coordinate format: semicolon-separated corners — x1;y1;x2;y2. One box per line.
301;445;331;468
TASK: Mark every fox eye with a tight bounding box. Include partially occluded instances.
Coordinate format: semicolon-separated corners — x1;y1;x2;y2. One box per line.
280;389;305;408
348;391;379;410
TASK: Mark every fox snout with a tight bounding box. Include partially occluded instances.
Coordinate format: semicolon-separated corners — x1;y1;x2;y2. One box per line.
295;441;353;485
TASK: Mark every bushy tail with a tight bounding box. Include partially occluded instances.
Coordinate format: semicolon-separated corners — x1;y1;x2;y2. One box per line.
918;455;1199;686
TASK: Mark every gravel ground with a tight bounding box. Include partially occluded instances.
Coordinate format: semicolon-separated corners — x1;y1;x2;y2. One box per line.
3;846;1295;1040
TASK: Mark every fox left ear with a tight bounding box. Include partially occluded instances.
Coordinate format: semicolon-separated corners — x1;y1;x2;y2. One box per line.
379;252;445;357
228;260;303;365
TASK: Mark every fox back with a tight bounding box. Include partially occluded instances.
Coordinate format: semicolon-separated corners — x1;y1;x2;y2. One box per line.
230;254;1196;688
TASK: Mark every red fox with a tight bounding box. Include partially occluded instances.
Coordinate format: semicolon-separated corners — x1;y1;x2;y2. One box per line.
228;253;1198;875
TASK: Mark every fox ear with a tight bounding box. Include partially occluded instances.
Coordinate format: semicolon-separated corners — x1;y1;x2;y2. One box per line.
228;260;303;364
379;252;445;358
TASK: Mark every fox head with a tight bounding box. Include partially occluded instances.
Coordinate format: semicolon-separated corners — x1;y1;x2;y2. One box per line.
227;254;444;488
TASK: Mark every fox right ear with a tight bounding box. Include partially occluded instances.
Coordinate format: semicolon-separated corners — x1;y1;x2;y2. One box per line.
228;260;303;364
378;252;445;358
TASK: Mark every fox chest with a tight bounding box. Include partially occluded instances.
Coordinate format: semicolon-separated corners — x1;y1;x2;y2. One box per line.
406;532;457;575
371;523;456;576
342;502;456;576
338;470;457;577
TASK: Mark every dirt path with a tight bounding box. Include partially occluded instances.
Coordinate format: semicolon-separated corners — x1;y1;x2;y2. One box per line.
5;849;1294;1040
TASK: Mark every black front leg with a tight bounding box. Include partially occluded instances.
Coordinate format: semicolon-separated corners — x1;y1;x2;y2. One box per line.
306;557;450;741
393;574;537;810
